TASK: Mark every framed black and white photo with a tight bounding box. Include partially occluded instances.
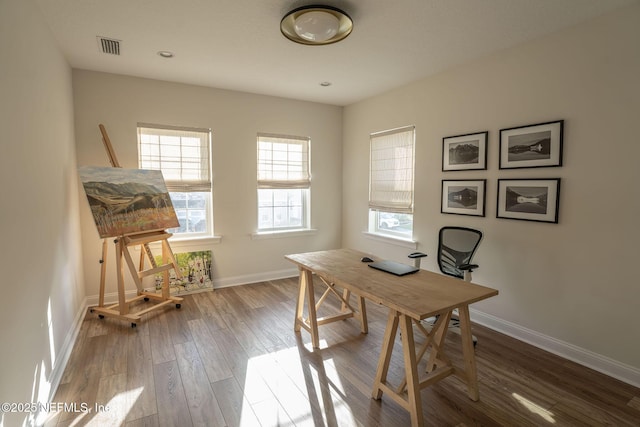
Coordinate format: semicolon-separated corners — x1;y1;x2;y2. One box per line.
441;179;486;217
499;120;563;169
442;131;488;171
497;179;561;223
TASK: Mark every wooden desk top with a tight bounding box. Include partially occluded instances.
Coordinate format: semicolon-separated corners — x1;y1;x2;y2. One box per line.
286;248;498;321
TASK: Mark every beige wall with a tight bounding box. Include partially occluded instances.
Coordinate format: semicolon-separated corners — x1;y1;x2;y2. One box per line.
72;71;343;298
0;0;85;424
342;4;640;376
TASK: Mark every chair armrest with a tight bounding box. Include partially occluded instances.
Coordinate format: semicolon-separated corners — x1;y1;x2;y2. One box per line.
408;252;427;259
459;263;478;271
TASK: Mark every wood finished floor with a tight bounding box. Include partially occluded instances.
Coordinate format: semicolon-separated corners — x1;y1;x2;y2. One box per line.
46;277;640;426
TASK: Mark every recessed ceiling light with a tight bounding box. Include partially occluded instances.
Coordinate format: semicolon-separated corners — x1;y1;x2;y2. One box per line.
320;81;332;87
157;51;174;58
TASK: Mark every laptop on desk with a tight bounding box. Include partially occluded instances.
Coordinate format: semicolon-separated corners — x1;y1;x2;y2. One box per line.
368;260;419;276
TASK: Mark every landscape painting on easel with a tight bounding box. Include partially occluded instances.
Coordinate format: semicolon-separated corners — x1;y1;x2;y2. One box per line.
79;166;179;238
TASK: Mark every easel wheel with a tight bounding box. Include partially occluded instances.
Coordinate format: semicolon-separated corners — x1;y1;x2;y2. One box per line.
98;315;105;319
176;304;181;309
131;323;137;328
144;297;149;302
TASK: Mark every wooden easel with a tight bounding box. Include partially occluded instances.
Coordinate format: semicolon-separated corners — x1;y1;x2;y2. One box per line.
90;124;183;327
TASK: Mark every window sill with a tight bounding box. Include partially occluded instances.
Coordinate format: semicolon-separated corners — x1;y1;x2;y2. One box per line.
251;229;318;240
165;235;222;251
133;235;221;255
363;231;418;249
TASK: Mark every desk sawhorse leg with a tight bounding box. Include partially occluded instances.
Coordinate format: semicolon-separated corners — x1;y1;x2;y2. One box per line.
371;306;479;427
293;267;368;349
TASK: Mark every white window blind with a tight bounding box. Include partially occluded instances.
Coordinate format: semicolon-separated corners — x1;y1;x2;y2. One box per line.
138;124;211;192
369;126;415;213
257;133;310;189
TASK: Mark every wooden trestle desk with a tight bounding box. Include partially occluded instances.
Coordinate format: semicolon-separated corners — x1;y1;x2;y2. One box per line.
285;248;499;427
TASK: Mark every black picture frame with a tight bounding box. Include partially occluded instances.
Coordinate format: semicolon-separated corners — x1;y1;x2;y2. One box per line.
442;131;488;171
499;120;563;169
496;178;561;223
441;179;486;217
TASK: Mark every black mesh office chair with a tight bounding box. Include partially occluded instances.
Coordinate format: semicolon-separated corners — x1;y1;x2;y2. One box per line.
414;226;483;346
438;226;482;282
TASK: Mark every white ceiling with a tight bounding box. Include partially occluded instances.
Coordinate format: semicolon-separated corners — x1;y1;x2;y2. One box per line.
36;0;636;106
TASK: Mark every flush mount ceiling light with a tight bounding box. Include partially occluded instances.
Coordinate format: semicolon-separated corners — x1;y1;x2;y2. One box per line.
281;5;353;45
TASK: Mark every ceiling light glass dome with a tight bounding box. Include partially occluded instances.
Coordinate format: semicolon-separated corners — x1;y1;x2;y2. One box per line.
281;5;353;45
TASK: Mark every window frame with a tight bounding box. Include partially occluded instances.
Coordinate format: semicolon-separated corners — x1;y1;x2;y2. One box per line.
137;123;213;239
369;210;414;239
258;188;310;232
368;125;416;240
256;133;311;233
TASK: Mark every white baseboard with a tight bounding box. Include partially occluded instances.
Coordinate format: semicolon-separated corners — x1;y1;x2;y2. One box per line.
86;290;139;307
470;308;640;388
212;268;298;288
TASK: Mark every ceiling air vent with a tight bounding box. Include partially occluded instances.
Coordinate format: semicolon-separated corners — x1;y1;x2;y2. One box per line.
97;37;121;55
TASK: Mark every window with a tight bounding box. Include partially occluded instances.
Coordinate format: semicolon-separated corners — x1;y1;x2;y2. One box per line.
257;133;311;232
368;126;415;239
137;124;212;237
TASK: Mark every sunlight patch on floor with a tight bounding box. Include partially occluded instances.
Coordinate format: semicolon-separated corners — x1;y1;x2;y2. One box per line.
512;392;555;423
242;341;356;426
86;386;143;426
66;412;90;426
